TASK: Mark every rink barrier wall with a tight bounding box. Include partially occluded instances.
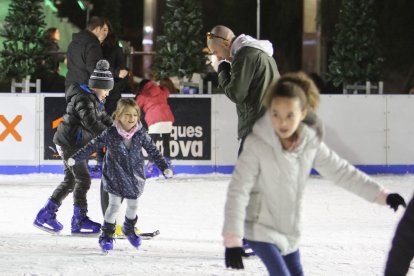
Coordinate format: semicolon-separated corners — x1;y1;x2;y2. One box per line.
1;93;414;175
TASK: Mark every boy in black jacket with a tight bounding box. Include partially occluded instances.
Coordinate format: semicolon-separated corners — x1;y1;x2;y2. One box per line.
34;60;114;234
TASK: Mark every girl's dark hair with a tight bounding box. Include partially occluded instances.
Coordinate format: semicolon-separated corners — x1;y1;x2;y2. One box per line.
86;16;106;31
160;78;178;94
43;27;58;41
101;18;118;48
264;71;320;112
136;79;151;96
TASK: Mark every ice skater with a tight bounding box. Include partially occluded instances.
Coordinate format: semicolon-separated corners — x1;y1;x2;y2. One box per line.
135;79;175;178
222;72;406;275
34;59;114;235
67;98;173;252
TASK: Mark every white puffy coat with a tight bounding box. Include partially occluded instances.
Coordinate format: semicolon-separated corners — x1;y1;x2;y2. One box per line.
223;111;384;255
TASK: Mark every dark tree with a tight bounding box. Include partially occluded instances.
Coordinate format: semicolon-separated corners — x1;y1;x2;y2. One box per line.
326;0;384;87
0;0;46;80
101;0;122;35
152;0;208;80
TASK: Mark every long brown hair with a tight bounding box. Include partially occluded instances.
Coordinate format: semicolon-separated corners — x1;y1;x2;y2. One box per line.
264;72;320;112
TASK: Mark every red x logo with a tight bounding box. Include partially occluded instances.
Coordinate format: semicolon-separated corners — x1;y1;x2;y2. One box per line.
0;115;22;141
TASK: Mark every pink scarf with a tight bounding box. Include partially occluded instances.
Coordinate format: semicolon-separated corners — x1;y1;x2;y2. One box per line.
115;120;140;140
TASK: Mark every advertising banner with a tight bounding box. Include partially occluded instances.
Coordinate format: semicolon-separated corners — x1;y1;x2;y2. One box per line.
43;97;66;160
163;97;211;160
0;96;37;161
43;96;211;161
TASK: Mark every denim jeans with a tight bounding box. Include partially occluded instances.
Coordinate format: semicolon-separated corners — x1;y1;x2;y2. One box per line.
246;240;304;276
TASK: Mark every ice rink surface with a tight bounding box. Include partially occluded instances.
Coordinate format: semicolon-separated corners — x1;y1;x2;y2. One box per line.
0;173;413;276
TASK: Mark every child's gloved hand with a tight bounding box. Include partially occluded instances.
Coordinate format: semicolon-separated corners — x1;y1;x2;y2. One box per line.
163;169;173;178
386;193;406;212
67;158;75;167
225;247;245;269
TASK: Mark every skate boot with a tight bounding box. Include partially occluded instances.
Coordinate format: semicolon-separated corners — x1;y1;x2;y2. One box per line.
99;221;115;253
122;216;142;248
145;161;160;178
71;205;101;235
114;224;141;239
33;198;64;233
114;224;125;238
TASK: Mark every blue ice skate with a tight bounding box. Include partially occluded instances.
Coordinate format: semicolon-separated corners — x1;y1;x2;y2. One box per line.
99;222;115;253
33;198;63;233
71;206;101;235
122;216;142;248
145;161;160;178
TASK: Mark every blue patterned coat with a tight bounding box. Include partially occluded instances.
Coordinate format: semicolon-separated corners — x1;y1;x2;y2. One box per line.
70;123;168;199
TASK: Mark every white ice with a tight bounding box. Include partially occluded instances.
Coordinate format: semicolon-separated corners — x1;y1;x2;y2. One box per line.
0;173;413;276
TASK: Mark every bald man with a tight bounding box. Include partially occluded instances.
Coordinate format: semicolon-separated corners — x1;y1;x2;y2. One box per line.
207;25;280;154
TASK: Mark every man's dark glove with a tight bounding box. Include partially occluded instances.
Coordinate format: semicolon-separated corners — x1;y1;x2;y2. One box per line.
225;247;246;269
386;193;406;212
217;60;231;74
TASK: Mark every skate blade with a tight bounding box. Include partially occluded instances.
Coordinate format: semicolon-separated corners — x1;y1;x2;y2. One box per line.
140;230;160;239
33;223;62;235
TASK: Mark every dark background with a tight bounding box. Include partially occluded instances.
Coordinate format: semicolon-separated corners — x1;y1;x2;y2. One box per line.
55;0;414;93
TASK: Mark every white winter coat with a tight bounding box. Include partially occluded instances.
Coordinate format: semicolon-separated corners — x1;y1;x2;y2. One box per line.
222;111;384;255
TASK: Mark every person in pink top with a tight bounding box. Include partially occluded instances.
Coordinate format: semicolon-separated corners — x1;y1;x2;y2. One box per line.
135;79;175;177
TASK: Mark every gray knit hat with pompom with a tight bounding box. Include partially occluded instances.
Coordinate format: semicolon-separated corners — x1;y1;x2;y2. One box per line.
88;59;114;90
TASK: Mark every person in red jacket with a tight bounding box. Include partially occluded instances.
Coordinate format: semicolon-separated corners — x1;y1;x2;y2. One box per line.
135;79;175;177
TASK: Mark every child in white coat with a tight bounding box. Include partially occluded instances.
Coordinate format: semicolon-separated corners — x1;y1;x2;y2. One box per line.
222;72;406;275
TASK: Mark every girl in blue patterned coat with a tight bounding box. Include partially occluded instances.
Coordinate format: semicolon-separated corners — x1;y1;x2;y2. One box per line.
68;98;173;252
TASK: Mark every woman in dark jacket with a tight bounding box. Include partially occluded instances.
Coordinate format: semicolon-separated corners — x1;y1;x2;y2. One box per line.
68;98;172;252
102;19;130;116
385;193;414;276
42;27;66;72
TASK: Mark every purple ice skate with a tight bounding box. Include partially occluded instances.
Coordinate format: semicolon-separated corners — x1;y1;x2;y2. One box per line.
99;222;115;253
71;206;101;235
122;216;142;248
145;161;160;178
33;198;64;233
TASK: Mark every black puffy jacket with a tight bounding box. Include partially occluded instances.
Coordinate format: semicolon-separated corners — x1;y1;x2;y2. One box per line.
65;30;103;89
53;84;113;150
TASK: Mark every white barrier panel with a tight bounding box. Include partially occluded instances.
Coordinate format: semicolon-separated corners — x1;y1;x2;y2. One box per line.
0;95;38;164
387;95;414;164
214;95;238;165
318;95;387;165
1;93;414;174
